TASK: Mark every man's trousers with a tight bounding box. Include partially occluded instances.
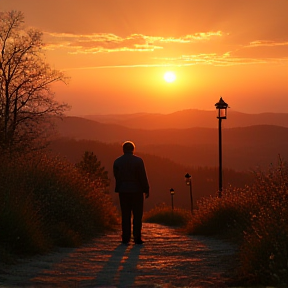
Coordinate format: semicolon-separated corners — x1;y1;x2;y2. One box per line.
119;192;144;242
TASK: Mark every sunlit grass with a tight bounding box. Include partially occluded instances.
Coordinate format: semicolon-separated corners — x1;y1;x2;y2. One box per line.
1;150;287;287
0;152;119;261
185;157;288;286
142;158;287;286
143;203;192;227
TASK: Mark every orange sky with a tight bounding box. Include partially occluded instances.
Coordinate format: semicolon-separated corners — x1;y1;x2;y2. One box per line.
1;0;288;115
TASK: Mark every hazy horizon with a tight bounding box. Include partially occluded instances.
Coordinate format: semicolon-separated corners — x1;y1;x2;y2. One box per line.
74;108;288;117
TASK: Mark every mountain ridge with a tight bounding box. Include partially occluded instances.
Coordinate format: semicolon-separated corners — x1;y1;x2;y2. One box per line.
53;116;288;171
48;138;254;211
81;109;288;129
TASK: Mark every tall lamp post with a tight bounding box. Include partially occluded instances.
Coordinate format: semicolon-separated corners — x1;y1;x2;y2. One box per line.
184;173;193;213
170;188;175;211
215;97;229;198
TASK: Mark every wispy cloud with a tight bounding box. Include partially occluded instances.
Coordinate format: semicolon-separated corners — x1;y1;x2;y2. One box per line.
43;31;225;53
155;51;288;67
44;31;288;69
247;40;288;47
65;53;288;70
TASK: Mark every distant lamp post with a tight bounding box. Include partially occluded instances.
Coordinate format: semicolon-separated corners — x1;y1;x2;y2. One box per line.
184;173;193;213
215;97;229;198
170;188;175;211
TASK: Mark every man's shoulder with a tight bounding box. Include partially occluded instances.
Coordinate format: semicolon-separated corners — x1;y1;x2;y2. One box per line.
133;154;143;161
113;155;124;164
131;155;145;166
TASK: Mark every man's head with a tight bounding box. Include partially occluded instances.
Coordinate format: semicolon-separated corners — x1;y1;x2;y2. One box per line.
122;141;135;153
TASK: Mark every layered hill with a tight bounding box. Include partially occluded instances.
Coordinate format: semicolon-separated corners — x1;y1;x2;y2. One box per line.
82;109;288;129
53;116;288;171
50;110;287;210
48;138;253;211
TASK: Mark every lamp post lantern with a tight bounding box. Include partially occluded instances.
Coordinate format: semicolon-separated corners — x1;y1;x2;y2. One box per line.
215;97;229;198
184;173;193;213
170;188;175;211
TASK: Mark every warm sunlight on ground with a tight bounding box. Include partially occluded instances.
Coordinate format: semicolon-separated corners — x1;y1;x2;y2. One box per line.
164;71;176;83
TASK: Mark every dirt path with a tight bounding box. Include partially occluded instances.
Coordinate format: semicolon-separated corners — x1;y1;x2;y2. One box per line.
0;223;238;287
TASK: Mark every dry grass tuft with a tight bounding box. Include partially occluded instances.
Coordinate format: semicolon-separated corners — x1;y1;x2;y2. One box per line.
0;152;119;261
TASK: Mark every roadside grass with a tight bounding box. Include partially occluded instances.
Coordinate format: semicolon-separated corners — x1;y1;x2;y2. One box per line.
186;158;288;287
143;203;192;227
0;152;119;262
1;150;287;287
143;158;287;287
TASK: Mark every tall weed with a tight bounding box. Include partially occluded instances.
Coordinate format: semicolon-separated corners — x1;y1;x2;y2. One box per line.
239;159;288;286
0;152;119;260
186;188;254;238
144;203;192;227
0;187;51;255
185;158;288;286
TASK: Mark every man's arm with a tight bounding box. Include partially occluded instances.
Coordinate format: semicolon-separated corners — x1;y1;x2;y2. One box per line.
138;158;149;197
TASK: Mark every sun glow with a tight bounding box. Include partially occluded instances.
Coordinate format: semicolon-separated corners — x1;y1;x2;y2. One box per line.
163;71;176;83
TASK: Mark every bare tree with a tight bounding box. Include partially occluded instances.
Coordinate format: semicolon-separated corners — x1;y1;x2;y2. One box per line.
0;10;69;154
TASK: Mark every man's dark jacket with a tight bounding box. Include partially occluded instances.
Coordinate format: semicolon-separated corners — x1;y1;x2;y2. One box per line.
113;152;149;194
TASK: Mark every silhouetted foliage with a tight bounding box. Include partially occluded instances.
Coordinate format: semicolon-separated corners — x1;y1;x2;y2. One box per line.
0;151;118;259
186;157;288;287
0;10;69;154
75;151;110;193
47;137;254;211
143;203;192;227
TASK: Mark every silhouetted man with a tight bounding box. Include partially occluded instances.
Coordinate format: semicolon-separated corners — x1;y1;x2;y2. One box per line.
113;141;149;244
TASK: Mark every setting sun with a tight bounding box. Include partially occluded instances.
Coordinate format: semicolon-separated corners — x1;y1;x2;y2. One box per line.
163;71;176;83
3;0;287;115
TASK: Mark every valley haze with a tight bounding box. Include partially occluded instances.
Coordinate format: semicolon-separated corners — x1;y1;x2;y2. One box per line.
50;109;287;210
81;109;288;129
54;109;288;170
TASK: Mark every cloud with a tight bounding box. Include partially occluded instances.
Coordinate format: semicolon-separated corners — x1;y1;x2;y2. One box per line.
156;52;288;67
43;31;225;53
231;40;288;59
78;52;287;69
44;31;288;68
248;40;288;47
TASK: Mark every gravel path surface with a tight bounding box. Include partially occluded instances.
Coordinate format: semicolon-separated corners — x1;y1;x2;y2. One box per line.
0;223;238;288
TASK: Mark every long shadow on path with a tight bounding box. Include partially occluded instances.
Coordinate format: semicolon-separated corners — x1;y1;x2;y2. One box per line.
85;244;142;287
0;223;237;287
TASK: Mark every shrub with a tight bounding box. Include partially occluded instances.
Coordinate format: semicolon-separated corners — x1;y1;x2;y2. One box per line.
143;203;192;227
186;188;254;238
0;187;51;255
0;152;119;260
185;158;288;286
239;159;288;286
